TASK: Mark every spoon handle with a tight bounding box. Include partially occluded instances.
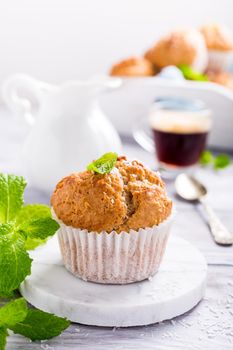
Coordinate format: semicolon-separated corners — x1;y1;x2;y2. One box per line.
200;199;233;245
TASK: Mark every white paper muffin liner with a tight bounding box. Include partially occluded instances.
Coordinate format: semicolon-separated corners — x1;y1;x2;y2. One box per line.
208;49;233;71
52;209;173;284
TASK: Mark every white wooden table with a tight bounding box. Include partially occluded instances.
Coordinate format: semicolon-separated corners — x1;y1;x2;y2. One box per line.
0;108;233;350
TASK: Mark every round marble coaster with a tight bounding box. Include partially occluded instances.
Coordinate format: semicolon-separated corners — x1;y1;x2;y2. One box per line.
20;235;207;327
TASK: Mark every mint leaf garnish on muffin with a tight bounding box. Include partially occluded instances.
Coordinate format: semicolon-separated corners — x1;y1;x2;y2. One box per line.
87;152;118;174
178;64;208;81
0;298;70;346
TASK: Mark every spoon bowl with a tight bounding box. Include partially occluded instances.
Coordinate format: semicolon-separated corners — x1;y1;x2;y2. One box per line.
175;173;233;246
175;173;207;201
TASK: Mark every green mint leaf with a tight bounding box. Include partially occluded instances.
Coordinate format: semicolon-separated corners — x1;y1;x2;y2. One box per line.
200;151;231;170
0;290;16;299
24;237;47;251
0;174;26;224
0;327;8;350
0;298;27;328
16;204;58;250
10;309;70;341
87;152;118;174
0;223;14;236
199;150;214;166
0;226;32;294
214;154;231;170
15;204;51;226
17;218;59;245
178;64;208;81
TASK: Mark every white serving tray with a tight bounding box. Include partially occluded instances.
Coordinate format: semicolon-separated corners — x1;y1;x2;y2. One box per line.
100;78;233;150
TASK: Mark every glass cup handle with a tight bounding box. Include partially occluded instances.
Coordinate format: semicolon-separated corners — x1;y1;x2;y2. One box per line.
133;117;155;153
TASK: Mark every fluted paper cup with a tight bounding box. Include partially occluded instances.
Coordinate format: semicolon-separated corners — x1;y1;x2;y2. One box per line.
208;49;233;71
52;210;173;284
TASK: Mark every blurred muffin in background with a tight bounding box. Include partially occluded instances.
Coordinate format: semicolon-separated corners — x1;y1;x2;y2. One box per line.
145;29;208;73
200;24;233;71
206;69;233;90
110;56;156;77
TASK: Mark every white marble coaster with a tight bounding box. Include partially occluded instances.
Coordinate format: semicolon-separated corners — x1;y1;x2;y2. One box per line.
20;235;207;327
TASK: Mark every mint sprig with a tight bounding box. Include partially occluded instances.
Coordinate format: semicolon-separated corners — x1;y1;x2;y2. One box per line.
199;150;214;166
0;174;26;223
15;204;59;249
200;151;231;170
178;64;208;81
214;154;231;170
0;173;69;349
0;174;59;295
0;298;27;328
87;152;118;174
17;218;59;241
0;298;70;345
0;327;8;350
0;228;31;295
10;308;70;341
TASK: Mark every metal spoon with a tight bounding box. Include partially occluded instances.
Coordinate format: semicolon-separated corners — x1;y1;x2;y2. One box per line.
175;173;233;246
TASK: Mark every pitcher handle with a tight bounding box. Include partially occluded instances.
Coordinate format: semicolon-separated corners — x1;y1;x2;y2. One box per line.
133;117;155;153
2;74;53;125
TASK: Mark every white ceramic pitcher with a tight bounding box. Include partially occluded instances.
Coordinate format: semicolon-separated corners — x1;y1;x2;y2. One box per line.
2;74;122;192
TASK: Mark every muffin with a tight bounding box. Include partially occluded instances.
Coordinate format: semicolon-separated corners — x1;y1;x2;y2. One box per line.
206;69;233;90
145;29;208;73
110;56;156;77
51;154;173;284
200;24;233;71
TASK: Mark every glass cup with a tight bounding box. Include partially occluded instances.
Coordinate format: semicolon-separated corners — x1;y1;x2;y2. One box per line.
133;97;212;177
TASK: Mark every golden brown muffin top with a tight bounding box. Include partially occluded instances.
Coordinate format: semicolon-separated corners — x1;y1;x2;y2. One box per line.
51;156;172;232
145;29;206;68
200;24;233;51
110;56;156;77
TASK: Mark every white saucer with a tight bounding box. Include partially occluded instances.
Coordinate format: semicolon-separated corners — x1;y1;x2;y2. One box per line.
20;235;207;327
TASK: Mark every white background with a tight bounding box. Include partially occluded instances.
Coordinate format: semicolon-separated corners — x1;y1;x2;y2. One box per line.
0;0;232;84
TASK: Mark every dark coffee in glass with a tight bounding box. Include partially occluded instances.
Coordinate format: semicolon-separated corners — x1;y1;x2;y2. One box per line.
149;98;212;175
152;129;208;167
